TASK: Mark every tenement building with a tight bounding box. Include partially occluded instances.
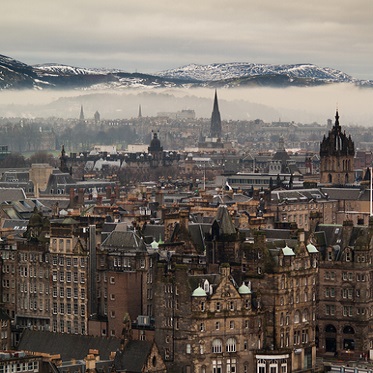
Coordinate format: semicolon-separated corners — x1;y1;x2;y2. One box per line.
152;206;318;373
313;218;373;360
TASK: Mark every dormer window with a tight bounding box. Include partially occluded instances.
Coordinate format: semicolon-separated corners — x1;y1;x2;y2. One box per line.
327;250;333;261
345;249;352;262
203;280;210;294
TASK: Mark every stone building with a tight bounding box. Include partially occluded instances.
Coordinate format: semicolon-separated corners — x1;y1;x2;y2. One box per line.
320;110;355;185
49;218;89;335
96;229;154;339
150;205;318;373
313;218;373;360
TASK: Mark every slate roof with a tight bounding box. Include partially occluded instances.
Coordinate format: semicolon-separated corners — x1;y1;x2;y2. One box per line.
113;340;152;373
320;187;363;201
0;188;27;203
101;230;147;252
18;329;120;361
213;205;237;235
0;219;28;232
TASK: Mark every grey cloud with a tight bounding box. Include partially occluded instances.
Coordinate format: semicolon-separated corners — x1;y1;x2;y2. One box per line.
1;0;373;78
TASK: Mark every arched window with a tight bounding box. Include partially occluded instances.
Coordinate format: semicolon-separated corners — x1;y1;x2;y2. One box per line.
325;324;337;333
226;337;236;352
302;309;309;322
343;326;355;334
294;310;300;323
212;339;222;353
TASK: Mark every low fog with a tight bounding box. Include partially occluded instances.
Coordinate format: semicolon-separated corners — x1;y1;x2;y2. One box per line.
0;84;373;126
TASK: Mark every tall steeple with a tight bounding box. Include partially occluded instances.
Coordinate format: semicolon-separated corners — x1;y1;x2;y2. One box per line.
79;105;85;121
210;90;222;139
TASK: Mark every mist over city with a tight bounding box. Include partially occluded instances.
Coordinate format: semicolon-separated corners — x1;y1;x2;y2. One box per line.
1;84;373;126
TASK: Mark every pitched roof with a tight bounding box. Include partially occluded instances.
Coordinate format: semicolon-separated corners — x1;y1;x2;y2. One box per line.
101;230;147;252
0;188;27;203
114;340;153;372
213;205;236;235
18;330;120;361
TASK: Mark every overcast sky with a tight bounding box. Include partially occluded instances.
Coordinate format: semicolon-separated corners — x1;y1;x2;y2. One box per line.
2;0;373;79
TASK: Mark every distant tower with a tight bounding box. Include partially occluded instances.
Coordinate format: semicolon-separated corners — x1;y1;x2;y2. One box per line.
148;131;163;167
94;111;100;123
79;105;85;121
59;145;69;174
320;110;355;185
210;90;222;139
138;105;142;118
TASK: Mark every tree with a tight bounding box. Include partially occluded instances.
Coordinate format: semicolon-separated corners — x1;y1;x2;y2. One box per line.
28;151;56;166
0;153;27;168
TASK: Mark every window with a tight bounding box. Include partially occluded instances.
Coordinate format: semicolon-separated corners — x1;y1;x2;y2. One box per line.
216;302;221;312
200;322;205;332
227;358;236;373
212;360;222;373
229;321;235;329
294;310;300;323
345;250;352;262
212;339;222;353
186;344;191;354
343;306;353;317
215;322;220;330
226;337;236;352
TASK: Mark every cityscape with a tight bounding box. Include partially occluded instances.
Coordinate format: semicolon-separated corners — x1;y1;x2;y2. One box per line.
1;1;373;373
0;88;373;373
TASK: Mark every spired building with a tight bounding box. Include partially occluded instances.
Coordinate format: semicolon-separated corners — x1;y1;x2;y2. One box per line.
199;91;227;150
320;110;355;185
210;90;222;139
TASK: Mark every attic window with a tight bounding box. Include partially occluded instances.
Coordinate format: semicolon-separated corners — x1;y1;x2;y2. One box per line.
345;250;352;262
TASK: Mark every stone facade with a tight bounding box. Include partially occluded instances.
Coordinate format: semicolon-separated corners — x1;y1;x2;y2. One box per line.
314;219;373;360
320;111;355;185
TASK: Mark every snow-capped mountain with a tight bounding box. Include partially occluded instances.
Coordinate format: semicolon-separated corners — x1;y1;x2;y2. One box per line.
0;54;371;90
155;62;356;84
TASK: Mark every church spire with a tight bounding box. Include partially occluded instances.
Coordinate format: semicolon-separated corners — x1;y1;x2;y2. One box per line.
79;105;85;121
138;104;142;118
210;89;222;139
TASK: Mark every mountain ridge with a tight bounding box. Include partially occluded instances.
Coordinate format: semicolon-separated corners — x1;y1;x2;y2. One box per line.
0;53;372;90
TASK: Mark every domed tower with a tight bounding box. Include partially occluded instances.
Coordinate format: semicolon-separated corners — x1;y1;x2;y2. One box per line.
320;110;355;185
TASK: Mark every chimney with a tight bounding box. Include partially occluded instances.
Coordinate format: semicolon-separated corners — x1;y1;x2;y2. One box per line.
97;195;102;205
78;188;84;205
69;188;75;206
84;354;96;372
106;186;112;200
115;185;120;199
179;209;189;231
